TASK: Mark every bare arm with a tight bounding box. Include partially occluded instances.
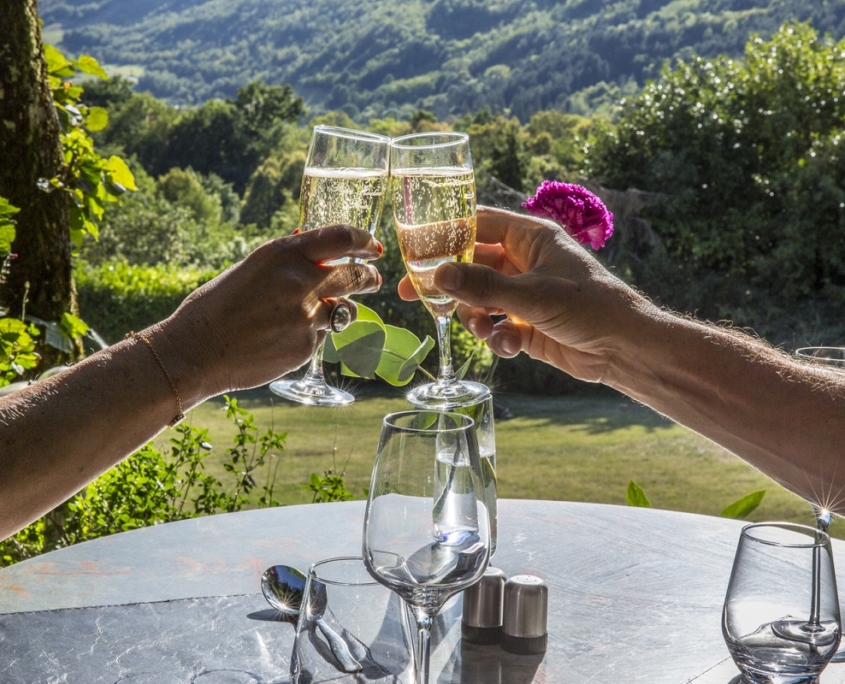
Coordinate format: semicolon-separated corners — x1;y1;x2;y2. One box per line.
399;206;845;510
0;226;382;540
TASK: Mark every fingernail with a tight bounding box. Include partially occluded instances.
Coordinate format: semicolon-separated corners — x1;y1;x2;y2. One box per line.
375;240;384;256
439;264;463;291
292;228;300;235
501;335;519;355
467;316;480;335
377;271;383;288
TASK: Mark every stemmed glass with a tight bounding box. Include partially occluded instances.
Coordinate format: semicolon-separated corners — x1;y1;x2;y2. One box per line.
390;132;489;409
363;410;491;684
795;345;845;661
723;522;840;683
270;126;390;407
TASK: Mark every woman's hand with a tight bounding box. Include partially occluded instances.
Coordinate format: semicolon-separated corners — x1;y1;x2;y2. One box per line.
161;224;383;401
398;206;646;383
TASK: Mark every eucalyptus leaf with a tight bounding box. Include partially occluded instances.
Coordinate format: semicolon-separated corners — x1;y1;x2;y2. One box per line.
376;325;424;387
455;352;473;381
397;336;436;383
720;490;766;519
333;320;385;379
322;333;340;364
626;480;651;508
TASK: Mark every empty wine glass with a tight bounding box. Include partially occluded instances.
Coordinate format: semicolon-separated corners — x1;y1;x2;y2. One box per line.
390;132;489;409
290;556;416;684
363;411;491;684
723;522;840;684
795;346;845;661
451;394;497;556
270;126;390;407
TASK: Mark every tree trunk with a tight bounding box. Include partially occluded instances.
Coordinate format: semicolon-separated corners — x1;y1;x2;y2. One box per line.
0;0;78;368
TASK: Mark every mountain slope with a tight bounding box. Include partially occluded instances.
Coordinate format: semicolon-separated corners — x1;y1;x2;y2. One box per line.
42;0;845;119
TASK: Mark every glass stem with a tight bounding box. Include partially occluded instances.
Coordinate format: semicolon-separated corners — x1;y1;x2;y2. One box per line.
809;512;829;630
435;315;455;387
303;339;327;384
414;612;433;684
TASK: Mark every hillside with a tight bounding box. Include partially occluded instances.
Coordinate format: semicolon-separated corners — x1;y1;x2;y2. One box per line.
41;0;845;120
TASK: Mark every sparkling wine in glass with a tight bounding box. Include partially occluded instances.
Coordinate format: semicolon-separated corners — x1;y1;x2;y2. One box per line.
390;132;489;409
363;410;491;684
270;126;389;407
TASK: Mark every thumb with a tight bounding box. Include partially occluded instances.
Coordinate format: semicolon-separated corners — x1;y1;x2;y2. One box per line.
435;262;536;314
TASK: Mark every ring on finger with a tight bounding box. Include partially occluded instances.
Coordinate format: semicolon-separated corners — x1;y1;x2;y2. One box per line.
329;299;353;333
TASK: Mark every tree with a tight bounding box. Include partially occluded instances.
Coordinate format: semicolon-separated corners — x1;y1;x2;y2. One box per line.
0;1;74;366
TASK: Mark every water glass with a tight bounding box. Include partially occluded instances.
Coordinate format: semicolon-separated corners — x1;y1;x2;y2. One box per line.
290;556;416;684
723;522;840;684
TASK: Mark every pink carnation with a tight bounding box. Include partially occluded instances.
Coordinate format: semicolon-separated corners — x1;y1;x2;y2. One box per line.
522;180;614;250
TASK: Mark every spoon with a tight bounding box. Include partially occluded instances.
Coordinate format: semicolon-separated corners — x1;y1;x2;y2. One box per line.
261;564;365;673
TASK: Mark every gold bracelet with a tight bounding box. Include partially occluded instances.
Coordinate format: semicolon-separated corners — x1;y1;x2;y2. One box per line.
126;331;186;428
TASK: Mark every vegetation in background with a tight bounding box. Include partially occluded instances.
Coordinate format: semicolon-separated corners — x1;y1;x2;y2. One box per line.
41;0;845;121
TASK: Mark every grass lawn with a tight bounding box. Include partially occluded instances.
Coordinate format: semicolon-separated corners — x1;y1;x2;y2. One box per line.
169;385;823;530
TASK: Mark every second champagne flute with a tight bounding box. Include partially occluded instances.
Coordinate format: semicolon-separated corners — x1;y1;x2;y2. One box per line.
390;132;489;409
270;126;390;407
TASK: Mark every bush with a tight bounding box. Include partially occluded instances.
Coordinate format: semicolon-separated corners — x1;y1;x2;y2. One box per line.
76;261;216;343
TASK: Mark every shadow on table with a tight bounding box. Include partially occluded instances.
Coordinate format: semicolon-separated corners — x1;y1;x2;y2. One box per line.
436;640;543;684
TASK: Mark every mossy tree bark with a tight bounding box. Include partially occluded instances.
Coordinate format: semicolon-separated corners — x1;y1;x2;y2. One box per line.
0;0;79;368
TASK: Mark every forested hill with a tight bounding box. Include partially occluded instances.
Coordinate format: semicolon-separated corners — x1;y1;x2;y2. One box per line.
43;0;845;120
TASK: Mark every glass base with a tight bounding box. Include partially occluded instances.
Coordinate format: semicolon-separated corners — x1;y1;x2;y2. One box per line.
269;377;354;407
406;380;489;410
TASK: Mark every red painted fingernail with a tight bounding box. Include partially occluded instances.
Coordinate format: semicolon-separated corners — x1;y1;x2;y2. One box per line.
376;241;384;256
292;228;300;235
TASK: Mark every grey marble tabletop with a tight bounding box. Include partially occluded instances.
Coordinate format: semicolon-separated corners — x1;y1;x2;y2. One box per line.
2;499;845;684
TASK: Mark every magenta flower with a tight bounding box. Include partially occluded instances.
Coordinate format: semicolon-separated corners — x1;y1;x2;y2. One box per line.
522;180;614;250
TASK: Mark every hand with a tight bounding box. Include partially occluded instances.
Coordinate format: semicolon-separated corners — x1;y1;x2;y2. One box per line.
161;224;383;400
398;206;645;383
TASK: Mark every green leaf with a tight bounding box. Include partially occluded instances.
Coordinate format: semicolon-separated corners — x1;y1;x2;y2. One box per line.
106;156;137;191
0;197;20;219
72;54;108;80
85;107;109;132
375;325;423;387
0;224;15;256
720;490;766;519
61;312;90;339
626;480;651;508
455;352;474;381
26;315;73;353
397;336;436;383
322;332;339;363
43;44;73;77
333;320;385;379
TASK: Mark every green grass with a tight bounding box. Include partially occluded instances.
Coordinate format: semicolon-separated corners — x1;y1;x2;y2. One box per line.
170;388;821;529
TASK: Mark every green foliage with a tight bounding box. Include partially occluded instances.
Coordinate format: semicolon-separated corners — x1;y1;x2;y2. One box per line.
0;197;19;256
304;471;355;503
626;480;652;508
589;22;845;341
0;396;285;566
0;318;40;388
75;261;216;343
628;480;766;519
43;44;136;245
43;0;845;119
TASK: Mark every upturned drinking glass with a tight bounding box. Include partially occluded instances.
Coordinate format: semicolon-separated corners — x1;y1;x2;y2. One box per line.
723;522;840;684
290;556;416;684
363;411;491;684
390;132;489;409
270;126;390;407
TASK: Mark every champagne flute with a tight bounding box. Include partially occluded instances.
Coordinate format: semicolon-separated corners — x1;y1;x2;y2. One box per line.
363;410;491;684
796;345;845;661
270;126;390;407
390;132;489;409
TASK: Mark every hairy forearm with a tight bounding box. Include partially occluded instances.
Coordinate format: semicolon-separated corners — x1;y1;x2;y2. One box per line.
604;301;845;511
0;324;204;540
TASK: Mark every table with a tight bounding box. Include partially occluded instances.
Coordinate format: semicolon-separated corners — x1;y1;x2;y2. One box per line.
2;499;844;683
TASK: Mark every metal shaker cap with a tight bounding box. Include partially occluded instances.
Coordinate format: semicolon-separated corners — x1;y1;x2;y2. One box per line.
462;566;507;645
501;574;548;655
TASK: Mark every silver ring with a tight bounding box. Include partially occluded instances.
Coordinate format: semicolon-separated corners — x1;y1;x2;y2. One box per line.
330;301;353;333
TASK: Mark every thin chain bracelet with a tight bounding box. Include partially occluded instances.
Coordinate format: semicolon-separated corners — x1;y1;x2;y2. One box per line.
126;331;186;427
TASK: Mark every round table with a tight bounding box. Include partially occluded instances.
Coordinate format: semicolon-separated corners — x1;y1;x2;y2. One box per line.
2;499;844;683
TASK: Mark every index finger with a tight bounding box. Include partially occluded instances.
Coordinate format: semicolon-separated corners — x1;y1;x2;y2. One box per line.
290;225;382;264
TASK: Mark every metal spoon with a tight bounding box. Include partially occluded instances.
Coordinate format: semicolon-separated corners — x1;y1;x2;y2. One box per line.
260;564;364;673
